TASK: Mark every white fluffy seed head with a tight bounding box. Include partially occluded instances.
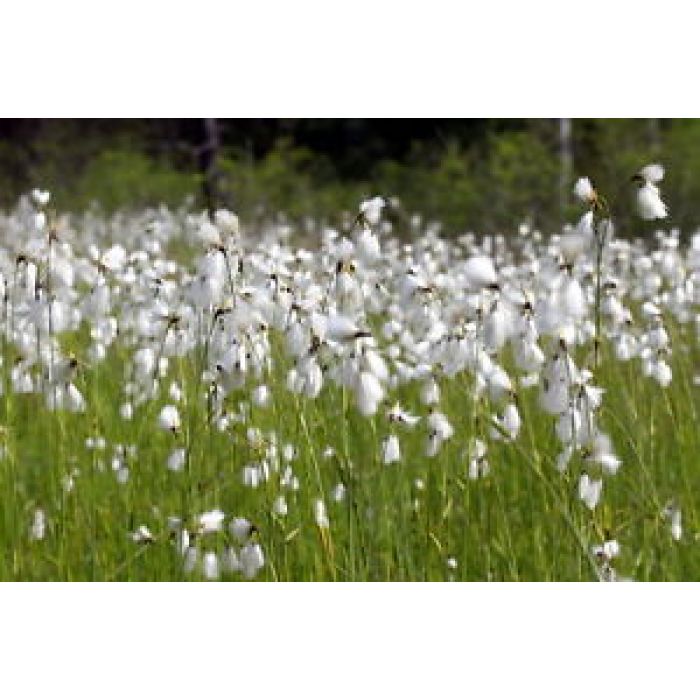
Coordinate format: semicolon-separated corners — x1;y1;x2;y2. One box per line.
463;255;497;290
198;509;225;534
32;188;51;207
272;496;288;517
239;543;265;579
360;196;386;227
314;499;329;529
203;551;220;580
167;448;186;472
30;508;46;541
573;177;595;203
638;163;664;184
382;434;401;464
578;474;602;510
637;183;668;220
158;404;181;432
652;360;672;387
355;371;384;416
229;517;255;543
251;384;271;408
501;403;521;440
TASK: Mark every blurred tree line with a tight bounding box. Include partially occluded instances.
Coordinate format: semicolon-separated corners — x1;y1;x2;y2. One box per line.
1;118;699;236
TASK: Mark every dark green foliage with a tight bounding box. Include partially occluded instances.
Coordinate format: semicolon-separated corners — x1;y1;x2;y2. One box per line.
1;118;700;237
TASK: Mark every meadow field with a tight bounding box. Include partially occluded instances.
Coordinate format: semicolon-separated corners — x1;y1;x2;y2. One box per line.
0;169;697;582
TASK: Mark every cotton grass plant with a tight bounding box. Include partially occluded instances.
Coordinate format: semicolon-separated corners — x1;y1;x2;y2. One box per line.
0;168;696;581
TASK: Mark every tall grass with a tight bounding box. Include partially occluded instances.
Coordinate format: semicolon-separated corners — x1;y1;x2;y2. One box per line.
0;311;695;581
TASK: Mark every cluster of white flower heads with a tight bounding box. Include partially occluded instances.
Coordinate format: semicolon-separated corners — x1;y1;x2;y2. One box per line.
1;168;689;579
